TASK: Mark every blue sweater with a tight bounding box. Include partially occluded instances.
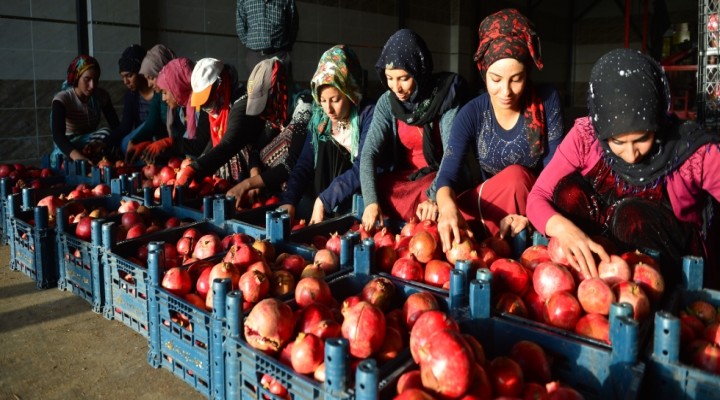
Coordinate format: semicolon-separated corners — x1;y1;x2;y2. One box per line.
282;103;375;211
435;84;564;190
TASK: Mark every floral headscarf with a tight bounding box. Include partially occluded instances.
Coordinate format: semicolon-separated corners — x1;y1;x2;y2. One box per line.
65;55;101;89
474;8;543;78
311;44;363;106
310;44;364;160
157;57;197;139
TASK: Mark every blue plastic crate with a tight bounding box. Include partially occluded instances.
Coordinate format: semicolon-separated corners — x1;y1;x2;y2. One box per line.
220;239;467;400
463;277;644;400
101;219;261;338
643;257;720;400
6;194;58;288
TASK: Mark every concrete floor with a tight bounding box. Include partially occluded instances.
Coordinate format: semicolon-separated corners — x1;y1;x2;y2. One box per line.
0;244;205;400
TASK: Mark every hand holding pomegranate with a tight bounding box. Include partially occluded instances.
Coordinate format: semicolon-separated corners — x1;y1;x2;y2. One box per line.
226;179;252;209
415;199;438;223
435;187;472;253
125;140;150;163
175;165;196;186
544;214;608;279
361;203;384;232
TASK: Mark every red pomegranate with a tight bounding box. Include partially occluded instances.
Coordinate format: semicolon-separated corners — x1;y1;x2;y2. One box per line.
481;236;512;259
375;245;397;273
532;262;576;300
391;256;424;282
295;277;332;308
424;259;453;288
410;310;459;364
396;370;424;394
290;333;325;374
403;291;440;330
313;249;339;274
543;291;582;330
495;292;528;317
277;253;307;278
508;340;552;384
547;236;570;266
341;301;386;358
632;262;665;302
598;255;632;287
490;258;531;295
270;270;296;297
193;234;221;260
409;231;437;263
445;237;477;265
419;329;474;398
360;276;396;311
296;302;334;334
614;281;651;321
161;267;192;296
520;245;552;270
577;277;615;315
244;298;295;355
237;270;270;304
575;313;610;343
488;356;525;397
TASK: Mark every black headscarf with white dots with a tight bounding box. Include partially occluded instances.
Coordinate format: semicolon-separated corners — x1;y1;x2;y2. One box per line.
588;48;718;186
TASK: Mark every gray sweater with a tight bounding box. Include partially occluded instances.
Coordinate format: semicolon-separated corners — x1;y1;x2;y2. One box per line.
359;90;459;206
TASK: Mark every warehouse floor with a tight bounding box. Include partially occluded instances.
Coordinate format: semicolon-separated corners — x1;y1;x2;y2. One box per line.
0;244;205;400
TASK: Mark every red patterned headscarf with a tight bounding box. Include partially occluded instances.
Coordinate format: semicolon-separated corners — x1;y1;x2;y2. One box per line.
259;60;288;129
475;8;547;160
65;55;101;88
474;8;543;79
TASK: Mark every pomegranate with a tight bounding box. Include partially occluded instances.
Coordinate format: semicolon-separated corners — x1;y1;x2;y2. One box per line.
409;231;437;263
360;276;396;311
543;291;582;330
290;333;325;374
419;329;474;398
632;262;665;302
205;262;240;310
614;281;651;320
161;267;192;296
195;266;212;299
91;183;111;196
400;218;418;238
547;236;570;266
488;356;525;397
520;245;551;270
481;236;512;259
598;255;632;286
159;166;176;184
523;290;546;322
391;256;424;282
621;249;660;270
495;292;528;317
374;227;395;249
533;262;576;300
120;211;143;230
176;236;195;257
403;291;439;329
244;298;295;355
396;370;424;394
300;264;326;280
308;319;342;340
410;310;459;364
75;216;93;241
543;382;585;400
296;302;333;333
270;270;296;297
221;233;253;250
192;234;221;260
577;277;615;315
376;326;404;362
575;313;610;343
693;341;720;374
394;389;434;400
165;217;181;229
37;195;64;220
237;270;270;304
423;259;453;288
375;245;397;273
294;277;332;308
508;340;552;384
490;258;531;295
689;300;717;325
341;301;386;358
277;253;306;278
252;240;276;263
125;223;147;240
313;249;339;273
445;236;477;265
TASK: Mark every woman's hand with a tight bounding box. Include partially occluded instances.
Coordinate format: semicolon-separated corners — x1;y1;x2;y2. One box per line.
498;214;530;239
126;141;150;164
278;203;295;222
69;149;92;164
437;201;472;253
226;180;251;209
309;197;325;225
362;203;383;232
545;214;609;279
416;200;439;222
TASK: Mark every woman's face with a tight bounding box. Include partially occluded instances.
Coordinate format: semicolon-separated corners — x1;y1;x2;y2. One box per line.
120;71;141;91
319;85;351;125
145;75;158;91
162;88;178;108
607;131;656;164
75;67;99;99
485;58;527;112
385;68;416;102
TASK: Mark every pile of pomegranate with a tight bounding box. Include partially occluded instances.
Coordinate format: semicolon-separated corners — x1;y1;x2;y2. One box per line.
395;309;585;399
677;299;720;375
490;237;665;343
0;162;56;194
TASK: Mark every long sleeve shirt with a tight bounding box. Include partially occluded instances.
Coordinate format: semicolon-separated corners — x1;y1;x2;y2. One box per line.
435;84;564;190
282;103;374;211
51;88;119;156
527;116;720;235
236;0;299;52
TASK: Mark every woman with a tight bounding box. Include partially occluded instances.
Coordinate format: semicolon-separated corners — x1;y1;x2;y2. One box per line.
360;29;468;231
176;58;308;203
278;45;374;224
114;44;155;154
50;55;119;166
125;44;177;162
139;57;209;165
527;48;720;287
436;8;564;252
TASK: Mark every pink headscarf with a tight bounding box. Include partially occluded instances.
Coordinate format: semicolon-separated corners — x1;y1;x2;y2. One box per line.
157;57;197;139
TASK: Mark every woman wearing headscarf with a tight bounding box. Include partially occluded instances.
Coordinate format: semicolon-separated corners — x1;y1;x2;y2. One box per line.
114;44;155;154
436;8;564;252
360;29;469;231
125;44;177;162
527;48;720;287
277;45;374;224
175;58;311;204
50;55;119;166
133;57;210;164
